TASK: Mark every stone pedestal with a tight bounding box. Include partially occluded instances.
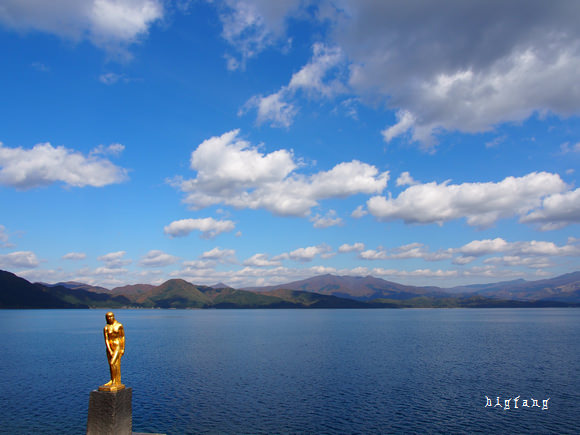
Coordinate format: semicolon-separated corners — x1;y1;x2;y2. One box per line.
86;387;132;435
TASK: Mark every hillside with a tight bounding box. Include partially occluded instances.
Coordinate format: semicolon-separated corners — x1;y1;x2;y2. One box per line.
2;269;580;308
245;274;444;301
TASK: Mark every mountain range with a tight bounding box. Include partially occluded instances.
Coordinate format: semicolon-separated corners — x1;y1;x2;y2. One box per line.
1;269;579;309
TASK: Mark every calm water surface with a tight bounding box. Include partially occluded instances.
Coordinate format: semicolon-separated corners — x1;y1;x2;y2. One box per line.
1;309;579;434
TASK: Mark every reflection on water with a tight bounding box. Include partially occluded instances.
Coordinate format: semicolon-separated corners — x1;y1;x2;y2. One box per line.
0;309;579;434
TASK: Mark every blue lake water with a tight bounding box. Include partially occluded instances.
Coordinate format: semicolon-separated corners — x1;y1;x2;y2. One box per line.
1;308;579;434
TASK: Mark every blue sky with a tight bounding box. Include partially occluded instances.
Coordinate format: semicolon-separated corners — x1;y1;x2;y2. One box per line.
1;0;579;289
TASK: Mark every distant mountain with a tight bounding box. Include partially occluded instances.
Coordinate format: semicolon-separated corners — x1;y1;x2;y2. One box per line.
0;270;80;308
41;281;111;294
246;274;445;301
2;269;580;309
473;271;580;302
248;272;580;303
211;282;233;289
111;283;156;297
446;279;527;294
141;279;212;308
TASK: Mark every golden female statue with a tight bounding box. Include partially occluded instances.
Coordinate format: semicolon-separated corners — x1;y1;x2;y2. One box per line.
99;312;126;391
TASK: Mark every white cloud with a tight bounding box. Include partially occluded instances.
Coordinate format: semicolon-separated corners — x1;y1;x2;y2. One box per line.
288;43;345;98
382;111;416;144
0;142;128;189
390;243;452;261
396;171;419;187
200;247;236;263
90;143;125;156
338;242;365;253
359;249;388;261
485;136;506;149
371;267;459;279
367;172;567;228
242;253;281;267
240;89;297;128
139;250;179;268
62;252;87;260
241;43;345;127
218;0;301;69
351;205;367;218
483;256;553;269
93;266;129;276
97;251;131;268
334;1;580;148
310;210;343;228
286;244;331;262
520;187;580;230
0;0;164;57
0;251;40;269
164;217;236;239
208;1;580;148
452;256;476;265
457;238;510;256
173;129;389;217
455;238;580;259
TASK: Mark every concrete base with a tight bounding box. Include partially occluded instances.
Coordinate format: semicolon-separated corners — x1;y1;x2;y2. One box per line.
87;387;132;435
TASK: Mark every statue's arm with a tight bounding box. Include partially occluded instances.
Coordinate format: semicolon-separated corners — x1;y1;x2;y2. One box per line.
119;325;125;355
104;327;112;356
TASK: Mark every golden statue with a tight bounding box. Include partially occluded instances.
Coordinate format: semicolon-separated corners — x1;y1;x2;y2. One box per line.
99;312;126;392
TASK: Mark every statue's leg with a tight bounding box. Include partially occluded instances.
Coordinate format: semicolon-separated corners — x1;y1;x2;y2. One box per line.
103;354;114;386
115;360;122;384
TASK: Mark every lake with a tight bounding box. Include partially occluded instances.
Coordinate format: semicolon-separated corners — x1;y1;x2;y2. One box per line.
1;309;579;434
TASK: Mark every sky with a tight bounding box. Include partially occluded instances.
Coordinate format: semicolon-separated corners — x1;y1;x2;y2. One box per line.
0;0;579;289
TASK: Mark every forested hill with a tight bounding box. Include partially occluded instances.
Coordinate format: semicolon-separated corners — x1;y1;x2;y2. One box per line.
1;269;579;309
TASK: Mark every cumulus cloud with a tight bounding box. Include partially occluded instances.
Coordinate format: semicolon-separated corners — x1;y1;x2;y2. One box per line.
139;250;179;268
0;142;128;189
241;43;345;127
358;243;451;262
330;1;580;148
218;0;301;69
396;171;419;187
219;2;580;148
519;188;580;230
351;205;367;218
483;256;553;269
172;129;389;217
243;253;282;267
367;172;567;228
164;217;236;239
454;238;580;264
62;252;87;260
310;210;343;228
90;143;125;156
358;249;388;261
282;244;332;262
390;243;452;261
370;267;459;279
338;242;365;253
97;251;131;268
457;238;510;257
200;247;236;263
0;251;40;269
0;0;164;57
240;90;297;128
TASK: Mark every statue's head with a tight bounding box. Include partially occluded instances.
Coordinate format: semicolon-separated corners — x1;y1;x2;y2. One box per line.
105;312;115;324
